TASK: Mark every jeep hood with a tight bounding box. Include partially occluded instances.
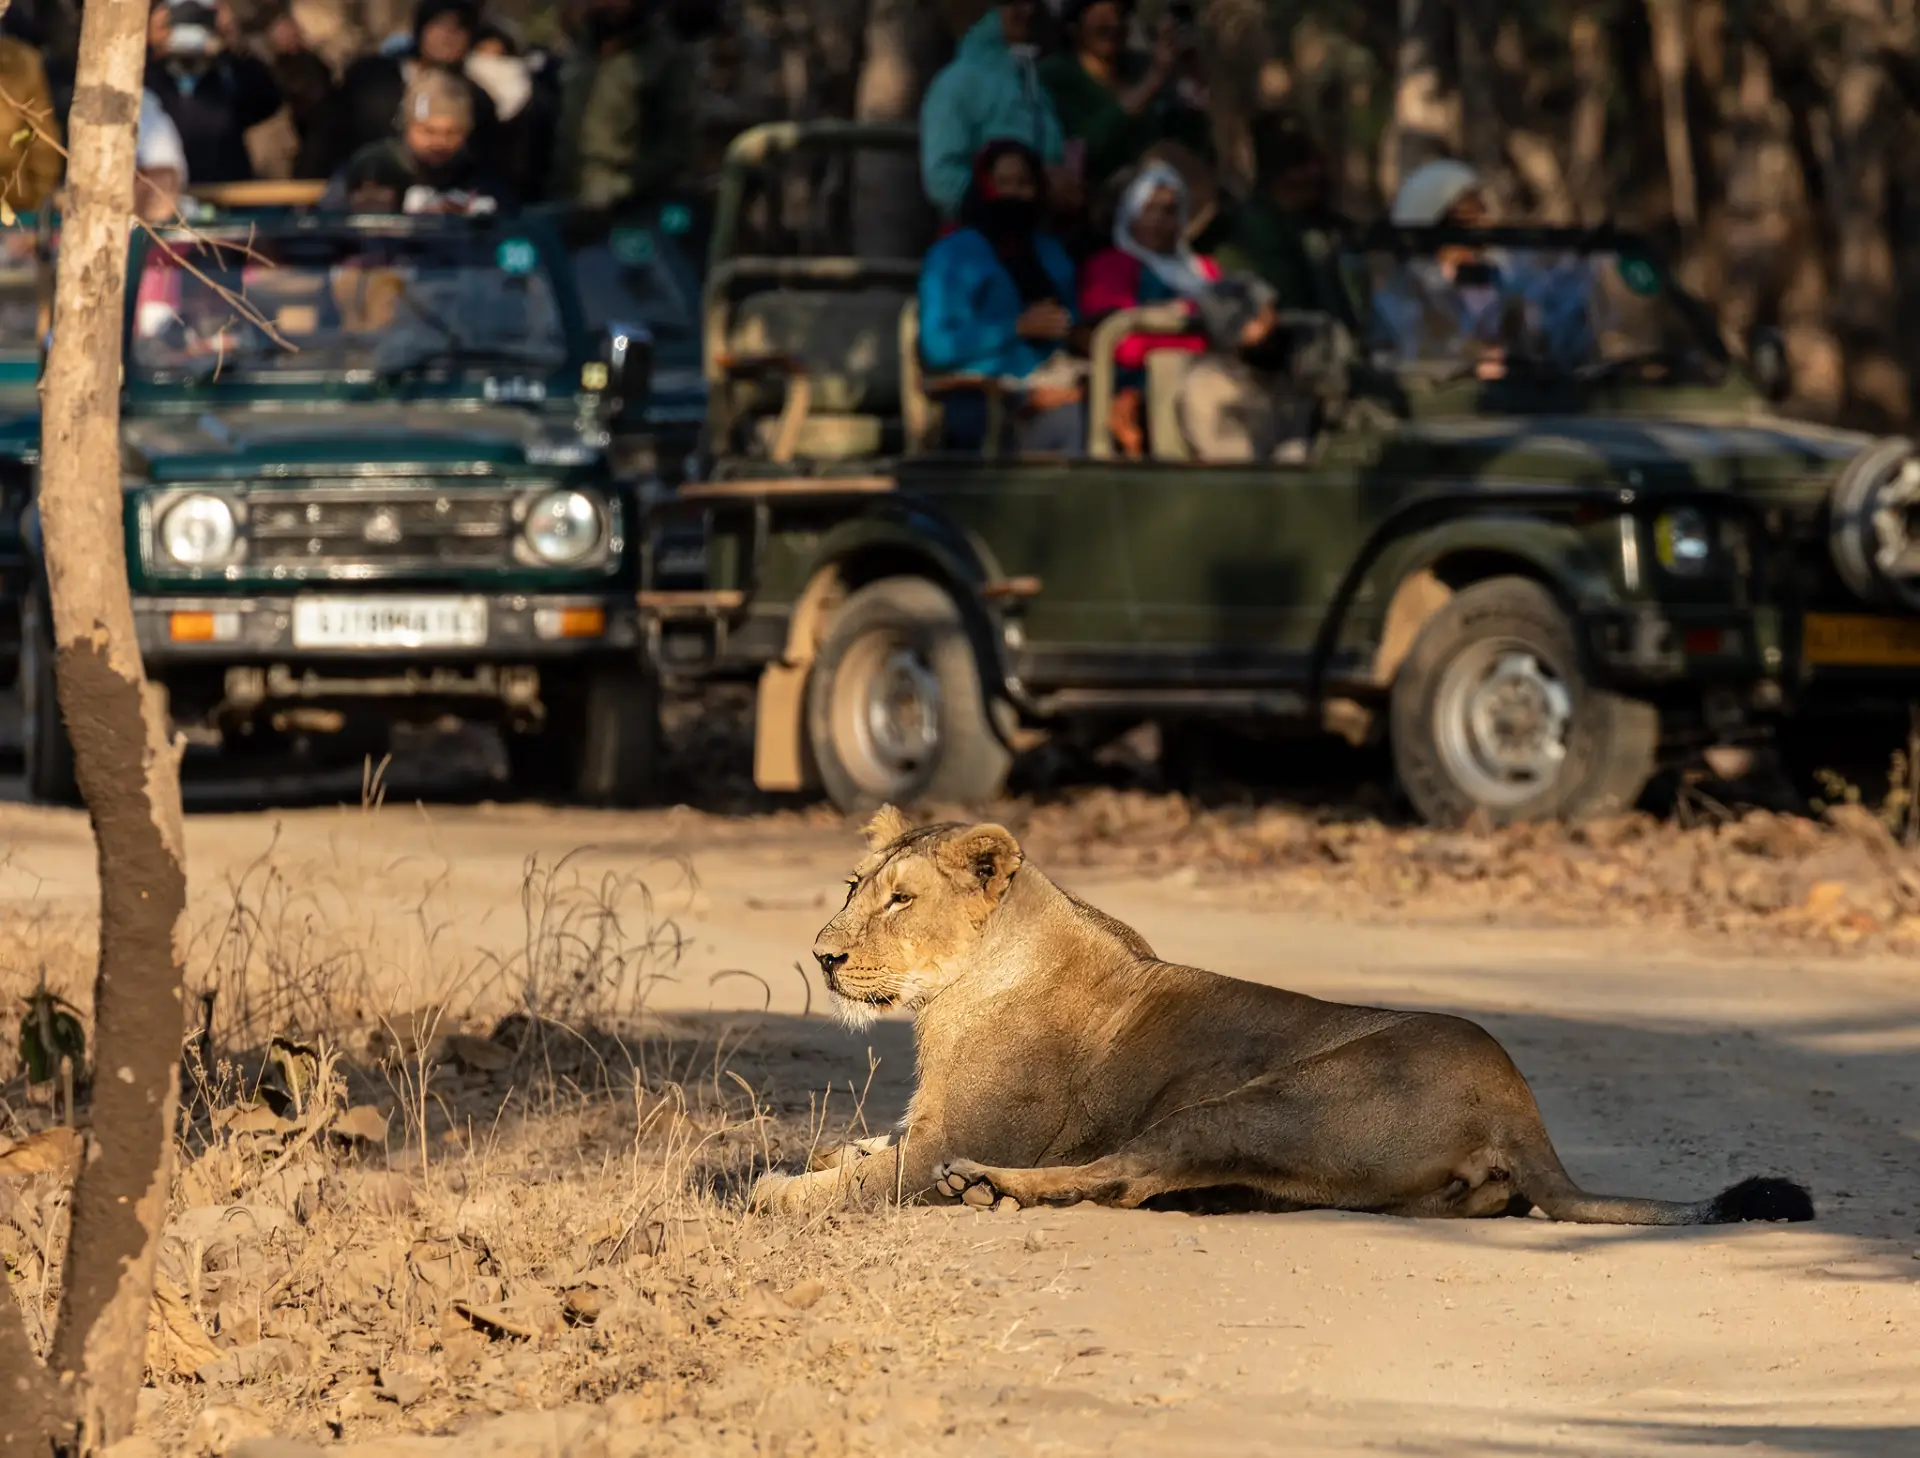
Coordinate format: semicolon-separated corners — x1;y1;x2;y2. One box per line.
121;405;599;482
1398;415;1887;500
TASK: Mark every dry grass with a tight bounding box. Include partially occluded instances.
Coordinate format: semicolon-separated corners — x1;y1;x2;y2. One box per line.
0;795;1010;1457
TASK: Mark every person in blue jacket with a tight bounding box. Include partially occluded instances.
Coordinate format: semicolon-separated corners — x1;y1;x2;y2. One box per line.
918;138;1087;455
919;2;1073;222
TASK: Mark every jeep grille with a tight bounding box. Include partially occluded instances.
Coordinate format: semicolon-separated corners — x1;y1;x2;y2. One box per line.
246;484;515;569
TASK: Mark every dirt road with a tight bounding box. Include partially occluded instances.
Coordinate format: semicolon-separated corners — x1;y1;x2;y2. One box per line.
2;761;1916;1456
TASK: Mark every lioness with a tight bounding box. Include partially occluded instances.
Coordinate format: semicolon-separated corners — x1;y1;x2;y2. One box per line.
750;808;1814;1226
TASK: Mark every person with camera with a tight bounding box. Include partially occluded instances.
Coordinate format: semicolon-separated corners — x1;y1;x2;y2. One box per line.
1039;0;1210;206
144;0;282;185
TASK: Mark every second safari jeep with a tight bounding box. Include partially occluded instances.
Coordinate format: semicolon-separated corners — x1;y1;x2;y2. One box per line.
18;206;658;803
645;123;1920;826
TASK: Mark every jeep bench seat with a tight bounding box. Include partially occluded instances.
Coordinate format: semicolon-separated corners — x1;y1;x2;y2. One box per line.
717;287;909;461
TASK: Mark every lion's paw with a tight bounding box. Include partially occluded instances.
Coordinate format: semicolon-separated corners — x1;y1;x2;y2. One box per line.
934;1160;1020;1211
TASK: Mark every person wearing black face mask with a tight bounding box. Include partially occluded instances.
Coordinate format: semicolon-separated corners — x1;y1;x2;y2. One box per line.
144;0;281;185
917;140;1089;456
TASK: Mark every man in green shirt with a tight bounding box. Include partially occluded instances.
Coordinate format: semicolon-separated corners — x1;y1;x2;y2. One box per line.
553;0;695;211
1039;0;1211;199
1212;113;1342;312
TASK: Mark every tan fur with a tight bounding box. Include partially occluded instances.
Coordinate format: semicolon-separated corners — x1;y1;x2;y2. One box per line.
750;811;1812;1229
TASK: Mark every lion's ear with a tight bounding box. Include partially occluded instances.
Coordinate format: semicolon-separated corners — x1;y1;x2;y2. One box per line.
936;824;1023;904
863;804;913;850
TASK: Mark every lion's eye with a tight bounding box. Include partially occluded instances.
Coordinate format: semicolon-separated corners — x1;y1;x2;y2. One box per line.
887;891;913;909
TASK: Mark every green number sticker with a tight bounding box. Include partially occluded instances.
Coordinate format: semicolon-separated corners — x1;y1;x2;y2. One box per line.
660;203;692;236
496;238;537;276
1616;255;1660;297
610;227;655;265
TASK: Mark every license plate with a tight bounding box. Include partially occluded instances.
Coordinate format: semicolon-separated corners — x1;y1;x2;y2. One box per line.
291;596;487;650
1802;612;1920;667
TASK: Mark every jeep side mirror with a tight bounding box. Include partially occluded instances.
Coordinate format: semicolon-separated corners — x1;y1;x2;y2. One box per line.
1748;326;1790;403
601;319;654;425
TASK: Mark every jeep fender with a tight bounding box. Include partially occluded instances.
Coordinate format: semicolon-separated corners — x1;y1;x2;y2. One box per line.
751;510;1009;793
1353;517;1620;688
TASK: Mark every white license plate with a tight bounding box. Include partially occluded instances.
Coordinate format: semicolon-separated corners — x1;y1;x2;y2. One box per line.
291;596;488;649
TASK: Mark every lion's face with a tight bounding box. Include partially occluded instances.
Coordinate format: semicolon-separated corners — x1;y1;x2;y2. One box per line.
810;806;1024;1027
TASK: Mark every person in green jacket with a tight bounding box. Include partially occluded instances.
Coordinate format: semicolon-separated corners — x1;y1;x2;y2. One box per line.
1038;0;1211;199
553;0;694;211
1212;112;1343;312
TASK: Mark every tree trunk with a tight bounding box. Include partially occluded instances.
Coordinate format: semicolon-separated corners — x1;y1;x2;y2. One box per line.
1389;0;1459;198
851;0;941;258
1828;22;1902;425
1199;0;1273;196
1567;4;1613;224
0;0;192;1450
1645;0;1698;257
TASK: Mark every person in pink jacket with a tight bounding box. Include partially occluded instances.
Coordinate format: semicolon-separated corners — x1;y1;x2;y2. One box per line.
1077;160;1218;456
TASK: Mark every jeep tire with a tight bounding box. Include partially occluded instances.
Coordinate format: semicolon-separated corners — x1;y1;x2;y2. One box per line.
20;585;77;805
1390;576;1658;826
806;576;1012;814
507;661;659;807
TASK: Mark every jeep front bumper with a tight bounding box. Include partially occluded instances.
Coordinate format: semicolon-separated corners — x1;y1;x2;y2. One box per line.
132;591;641;667
1586;604;1784;684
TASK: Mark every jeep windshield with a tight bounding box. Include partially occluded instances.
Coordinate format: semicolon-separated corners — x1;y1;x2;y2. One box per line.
129;228;568;384
1341;231;1727;387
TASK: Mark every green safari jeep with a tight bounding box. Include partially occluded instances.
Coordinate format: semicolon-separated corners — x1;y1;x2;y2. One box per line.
642;123;1920;826
18;206;659;804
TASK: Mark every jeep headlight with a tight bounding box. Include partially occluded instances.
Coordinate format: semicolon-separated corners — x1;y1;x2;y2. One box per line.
523;488;603;564
1654;508;1712;575
159;493;238;566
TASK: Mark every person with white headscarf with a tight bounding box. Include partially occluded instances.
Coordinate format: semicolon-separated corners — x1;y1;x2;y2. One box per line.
1078;161;1220;455
1372;158;1597;378
135;88;189;224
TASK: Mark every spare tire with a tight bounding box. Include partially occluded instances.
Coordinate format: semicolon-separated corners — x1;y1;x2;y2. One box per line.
1828;439;1920;611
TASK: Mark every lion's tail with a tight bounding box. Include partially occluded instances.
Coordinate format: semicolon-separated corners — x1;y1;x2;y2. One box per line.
1515;1147;1814;1226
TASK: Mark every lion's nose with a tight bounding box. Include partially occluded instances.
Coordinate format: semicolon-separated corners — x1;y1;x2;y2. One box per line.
813;949;847;985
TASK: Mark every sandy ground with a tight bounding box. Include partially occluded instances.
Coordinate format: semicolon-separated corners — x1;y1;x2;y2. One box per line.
3;745;1918;1456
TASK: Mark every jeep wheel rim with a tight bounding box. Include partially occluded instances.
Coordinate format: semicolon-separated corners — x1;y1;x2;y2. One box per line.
833;631;942;795
1433;639;1572;810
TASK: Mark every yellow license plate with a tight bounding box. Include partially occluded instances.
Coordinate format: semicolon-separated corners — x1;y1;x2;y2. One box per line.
1802;612;1920;667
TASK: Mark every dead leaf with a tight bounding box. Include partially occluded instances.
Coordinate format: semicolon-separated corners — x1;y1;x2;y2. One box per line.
453;1299;543;1341
197;1337;307;1387
376;1366;428;1408
0;1126;81;1180
150;1271;222;1377
1803;880;1850;921
780;1277;827;1311
329;1105;389;1145
440;1033;514;1073
354;1170;414;1215
561;1286;604;1325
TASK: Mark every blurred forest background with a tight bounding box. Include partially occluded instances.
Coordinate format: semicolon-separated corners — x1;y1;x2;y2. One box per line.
220;0;1920;430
